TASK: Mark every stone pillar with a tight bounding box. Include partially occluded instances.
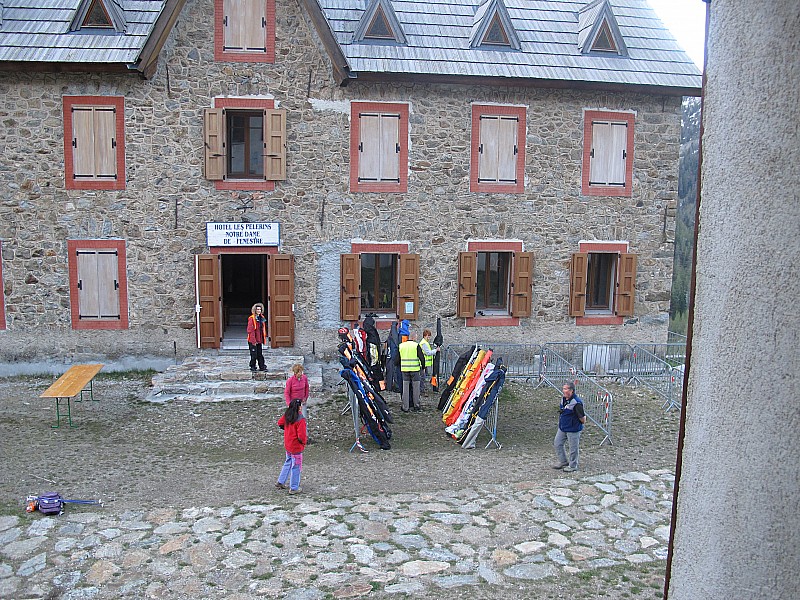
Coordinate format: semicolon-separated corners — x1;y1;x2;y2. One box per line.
668;1;800;599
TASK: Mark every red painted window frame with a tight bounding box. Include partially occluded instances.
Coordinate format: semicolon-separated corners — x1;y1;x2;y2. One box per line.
350;102;409;193
0;241;5;330
582;109;635;197
465;240;522;327
214;97;276;191
214;0;276;63
575;240;627;326
63;96;125;191
67;239;129;330
470;104;526;193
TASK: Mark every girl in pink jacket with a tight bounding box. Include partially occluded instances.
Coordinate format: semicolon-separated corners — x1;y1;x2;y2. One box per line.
284;363;310;416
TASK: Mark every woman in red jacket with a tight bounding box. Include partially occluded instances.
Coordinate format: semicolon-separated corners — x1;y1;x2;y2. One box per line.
276;398;307;494
246;303;267;372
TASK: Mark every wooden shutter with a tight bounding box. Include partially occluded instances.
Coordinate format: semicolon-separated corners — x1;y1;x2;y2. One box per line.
204;108;225;181
615;253;637;317
268;253;295;348
608;122;628;185
590;121;628;186
380;114;400;182
589;121;611;185
457;251;477;318
340;253;361;321
94;107;117;179
242;0;267;51
195;254;221;349
72;107;95;179
397;253;419;320
510;251;534;318
478;116;498;182
359;113;400;182
264;108;286;180
569;252;588;317
76;250;99;318
96;250;120;318
497;116;518;183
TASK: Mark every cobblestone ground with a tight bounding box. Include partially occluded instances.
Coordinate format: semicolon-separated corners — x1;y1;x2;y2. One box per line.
0;371;678;599
0;469;673;599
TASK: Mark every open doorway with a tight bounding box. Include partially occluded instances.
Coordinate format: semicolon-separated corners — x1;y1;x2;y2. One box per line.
221;254;267;349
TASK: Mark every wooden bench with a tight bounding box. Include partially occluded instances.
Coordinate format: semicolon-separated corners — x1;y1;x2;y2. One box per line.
40;364;104;428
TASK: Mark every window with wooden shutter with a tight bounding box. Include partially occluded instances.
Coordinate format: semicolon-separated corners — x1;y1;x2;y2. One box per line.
457;252;478;318
397;254;419;320
569;252;588;317
68;240;128;330
208;98;283;190
614;253;637;317
510;251;534;318
264;109;286;180
471;105;525;193
340;253;361;321
582;110;634;197
350;102;408;192
64;96;124;190
216;0;274;63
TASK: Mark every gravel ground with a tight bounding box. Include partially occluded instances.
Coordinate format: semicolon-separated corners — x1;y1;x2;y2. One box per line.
0;368;680;598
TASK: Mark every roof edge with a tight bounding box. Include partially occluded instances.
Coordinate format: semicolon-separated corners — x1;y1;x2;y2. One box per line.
299;0;353;85
134;0;189;79
345;70;702;97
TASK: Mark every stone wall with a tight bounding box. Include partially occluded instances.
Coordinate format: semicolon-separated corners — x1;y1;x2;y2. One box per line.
0;0;679;365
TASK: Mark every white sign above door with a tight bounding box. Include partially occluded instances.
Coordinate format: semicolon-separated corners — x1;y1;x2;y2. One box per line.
206;222;280;247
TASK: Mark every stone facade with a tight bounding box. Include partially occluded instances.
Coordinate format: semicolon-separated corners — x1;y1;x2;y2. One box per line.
0;0;680;364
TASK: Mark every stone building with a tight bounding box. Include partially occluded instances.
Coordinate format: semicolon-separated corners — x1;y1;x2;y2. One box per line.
0;0;701;364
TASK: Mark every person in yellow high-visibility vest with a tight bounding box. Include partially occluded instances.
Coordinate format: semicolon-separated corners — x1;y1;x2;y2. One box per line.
418;328;439;394
397;331;426;412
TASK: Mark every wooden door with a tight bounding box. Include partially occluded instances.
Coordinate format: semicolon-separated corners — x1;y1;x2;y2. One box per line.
268;253;295;348
195;254;221;348
397;253;419;320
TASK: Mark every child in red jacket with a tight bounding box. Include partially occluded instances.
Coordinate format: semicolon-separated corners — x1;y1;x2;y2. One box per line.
276;398;307;494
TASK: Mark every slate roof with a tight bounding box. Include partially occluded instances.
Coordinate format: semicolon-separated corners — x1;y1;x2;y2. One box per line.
312;0;702;93
0;0;172;72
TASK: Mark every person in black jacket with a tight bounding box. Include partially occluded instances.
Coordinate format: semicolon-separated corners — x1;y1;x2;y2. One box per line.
553;381;586;472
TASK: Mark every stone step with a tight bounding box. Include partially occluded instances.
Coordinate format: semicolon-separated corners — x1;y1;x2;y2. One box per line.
145;354;323;404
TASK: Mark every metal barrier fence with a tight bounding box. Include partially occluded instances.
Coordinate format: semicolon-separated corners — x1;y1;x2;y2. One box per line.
635;343;687;367
667;330;687;345
540;346;614;445
441;343;541;382
542;342;638;379
628;345;675;408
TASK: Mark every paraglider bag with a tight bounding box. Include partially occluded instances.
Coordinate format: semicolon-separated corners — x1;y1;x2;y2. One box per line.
37;492;64;515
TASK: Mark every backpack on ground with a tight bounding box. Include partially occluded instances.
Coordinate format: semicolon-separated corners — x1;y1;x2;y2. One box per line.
36;492;64;515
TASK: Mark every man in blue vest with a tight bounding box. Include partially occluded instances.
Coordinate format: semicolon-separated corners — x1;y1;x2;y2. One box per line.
397;331;426;412
553;381;586;472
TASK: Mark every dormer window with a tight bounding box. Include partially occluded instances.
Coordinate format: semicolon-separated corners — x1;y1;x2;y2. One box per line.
354;0;407;44
70;0;126;33
577;0;627;57
469;0;520;50
483;14;510;46
365;8;394;39
83;0;113;28
591;21;617;52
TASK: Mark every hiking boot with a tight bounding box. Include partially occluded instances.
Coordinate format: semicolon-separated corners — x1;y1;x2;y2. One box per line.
552;463;568;470
563;466;578;473
250;367;257;372
275;482;287;490
288;487;303;495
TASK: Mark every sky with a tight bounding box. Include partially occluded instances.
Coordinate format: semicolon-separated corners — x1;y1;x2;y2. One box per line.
646;0;707;68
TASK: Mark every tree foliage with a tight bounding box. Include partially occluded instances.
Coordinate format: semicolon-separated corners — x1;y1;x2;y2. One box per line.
669;97;701;333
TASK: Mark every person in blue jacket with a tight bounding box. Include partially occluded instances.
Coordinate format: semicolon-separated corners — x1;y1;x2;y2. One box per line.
553;381;586;472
